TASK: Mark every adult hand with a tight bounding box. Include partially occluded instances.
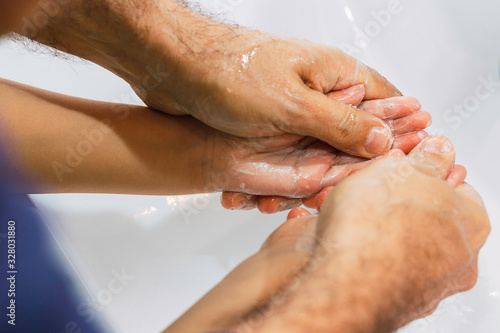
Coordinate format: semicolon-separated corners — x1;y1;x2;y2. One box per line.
252;136;490;332
22;0;402;159
220;85;431;213
166;136;489;333
166;137;490;333
0;79;427;202
134;26;403;158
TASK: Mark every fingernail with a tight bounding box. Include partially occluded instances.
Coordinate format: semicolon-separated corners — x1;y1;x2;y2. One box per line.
365;126;392;155
417;130;428;140
419;136;452;155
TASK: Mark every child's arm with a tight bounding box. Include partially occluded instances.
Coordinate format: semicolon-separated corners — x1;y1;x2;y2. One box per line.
0;78;212;194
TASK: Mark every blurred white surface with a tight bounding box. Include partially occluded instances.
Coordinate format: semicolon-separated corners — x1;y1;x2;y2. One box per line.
1;0;500;332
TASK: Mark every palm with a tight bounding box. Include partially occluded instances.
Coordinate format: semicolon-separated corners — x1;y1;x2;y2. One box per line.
214;133;367;197
218;87;431;213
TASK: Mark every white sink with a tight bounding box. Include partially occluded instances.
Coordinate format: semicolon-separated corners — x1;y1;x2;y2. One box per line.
1;0;499;331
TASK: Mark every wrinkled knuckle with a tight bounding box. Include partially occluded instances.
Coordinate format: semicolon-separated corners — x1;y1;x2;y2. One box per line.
334;108;363;142
278;104;307;134
280;93;319;131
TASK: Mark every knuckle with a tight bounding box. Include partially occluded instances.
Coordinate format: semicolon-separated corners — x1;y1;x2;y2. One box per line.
333;106;364;142
462;270;479;292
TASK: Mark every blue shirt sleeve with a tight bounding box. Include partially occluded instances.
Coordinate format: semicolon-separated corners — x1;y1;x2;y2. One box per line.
0;147;105;332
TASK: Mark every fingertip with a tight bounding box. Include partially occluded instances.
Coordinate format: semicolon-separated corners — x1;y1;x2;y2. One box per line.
393;130;428;154
456;165;467;178
302;185;336;212
388;111;433;136
364;123;394;156
287;208;312;220
404;96;421;111
221;192;257;210
412;135;454;155
288;95;392;159
316;186;334;211
420;111;432;128
302;196;317;209
384;148;405;157
258;196;302;214
446;165;467;188
327;84;366;106
407;135;456;179
359;96;422;120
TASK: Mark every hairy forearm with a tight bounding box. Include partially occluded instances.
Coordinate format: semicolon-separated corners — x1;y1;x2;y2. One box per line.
248;222;408;333
247;258;381;333
17;0;250;112
0;78;211;194
19;0;181;70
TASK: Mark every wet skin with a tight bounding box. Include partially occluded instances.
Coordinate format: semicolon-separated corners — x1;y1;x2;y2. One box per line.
166;136;489;333
221;85;432;213
18;0;405;160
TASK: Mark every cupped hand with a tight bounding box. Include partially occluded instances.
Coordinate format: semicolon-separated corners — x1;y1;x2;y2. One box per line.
165;136;489;333
209;128;403;200
252;136;489;332
14;0;401;158
135;27;404;158
220;85;431;213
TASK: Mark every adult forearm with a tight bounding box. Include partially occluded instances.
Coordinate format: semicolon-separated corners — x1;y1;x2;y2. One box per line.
16;0;405;160
249;210;410;333
19;0;188;64
0;78;211;194
249;250;389;333
17;0;247;112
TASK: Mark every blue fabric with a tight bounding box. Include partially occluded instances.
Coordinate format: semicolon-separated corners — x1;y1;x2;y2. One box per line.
0;149;104;332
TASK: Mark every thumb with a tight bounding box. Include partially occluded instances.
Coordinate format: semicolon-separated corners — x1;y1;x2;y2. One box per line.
284;89;393;158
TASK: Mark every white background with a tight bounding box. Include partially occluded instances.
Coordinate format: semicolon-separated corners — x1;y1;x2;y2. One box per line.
1;0;500;332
